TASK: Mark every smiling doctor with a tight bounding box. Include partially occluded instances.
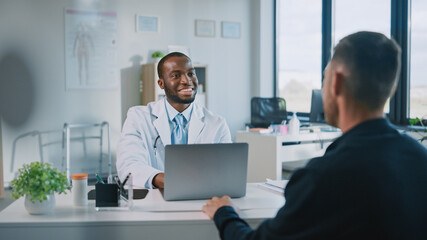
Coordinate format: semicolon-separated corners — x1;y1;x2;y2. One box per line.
116;52;231;189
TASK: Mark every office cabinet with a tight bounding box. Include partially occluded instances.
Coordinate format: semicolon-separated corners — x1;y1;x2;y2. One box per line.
141;63;207;106
236;128;342;182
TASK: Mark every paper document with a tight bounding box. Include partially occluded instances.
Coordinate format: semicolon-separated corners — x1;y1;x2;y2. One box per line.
249;128;272;134
266;179;289;189
258;179;289;194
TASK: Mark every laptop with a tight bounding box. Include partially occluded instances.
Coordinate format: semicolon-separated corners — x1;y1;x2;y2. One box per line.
163;143;248;201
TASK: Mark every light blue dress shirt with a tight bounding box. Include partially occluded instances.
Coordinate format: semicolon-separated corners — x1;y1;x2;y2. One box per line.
164;99;193;143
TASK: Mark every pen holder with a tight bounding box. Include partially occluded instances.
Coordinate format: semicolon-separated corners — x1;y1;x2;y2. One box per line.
120;174;134;210
95;183;119;207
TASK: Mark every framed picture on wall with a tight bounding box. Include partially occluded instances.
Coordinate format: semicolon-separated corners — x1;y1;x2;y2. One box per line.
136;15;159;32
195;19;215;37
221;21;241;39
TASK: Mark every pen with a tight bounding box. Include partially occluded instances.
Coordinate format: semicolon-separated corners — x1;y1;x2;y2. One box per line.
114;176;122;187
122;172;132;186
95;173;105;184
114;176;124;193
120;194;128;202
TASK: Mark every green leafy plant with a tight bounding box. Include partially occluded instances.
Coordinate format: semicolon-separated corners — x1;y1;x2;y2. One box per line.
409;117;427;143
151;51;164;58
409;117;425;127
11;162;70;203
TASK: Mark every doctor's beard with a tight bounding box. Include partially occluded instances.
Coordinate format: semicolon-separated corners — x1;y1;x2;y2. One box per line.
164;87;197;104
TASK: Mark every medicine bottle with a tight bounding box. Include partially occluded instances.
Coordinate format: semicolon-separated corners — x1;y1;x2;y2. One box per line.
72;173;88;207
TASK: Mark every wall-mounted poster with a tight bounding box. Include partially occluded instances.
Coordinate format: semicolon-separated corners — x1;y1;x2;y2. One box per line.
65;9;118;90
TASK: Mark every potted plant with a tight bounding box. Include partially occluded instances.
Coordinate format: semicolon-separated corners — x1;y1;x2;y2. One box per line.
152;51;164;62
409;117;427;143
11;162;70;215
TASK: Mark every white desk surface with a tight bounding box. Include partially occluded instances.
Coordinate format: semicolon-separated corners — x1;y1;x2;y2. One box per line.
237;129;341;142
0;183;284;240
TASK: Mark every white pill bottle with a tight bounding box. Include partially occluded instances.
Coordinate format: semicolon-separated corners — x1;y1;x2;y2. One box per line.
72;173;88;207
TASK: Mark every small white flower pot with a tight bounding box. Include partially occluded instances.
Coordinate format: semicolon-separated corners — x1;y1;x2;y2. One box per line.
24;193;56;215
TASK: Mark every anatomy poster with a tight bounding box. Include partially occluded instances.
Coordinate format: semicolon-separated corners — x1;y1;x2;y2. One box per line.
65;9;118;89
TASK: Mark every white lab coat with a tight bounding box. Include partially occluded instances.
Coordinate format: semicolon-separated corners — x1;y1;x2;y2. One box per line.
116;98;232;188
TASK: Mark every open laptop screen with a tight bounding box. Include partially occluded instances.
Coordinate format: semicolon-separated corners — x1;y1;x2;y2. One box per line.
164;143;248;201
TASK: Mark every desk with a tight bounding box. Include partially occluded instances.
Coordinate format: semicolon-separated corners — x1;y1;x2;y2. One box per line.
0;184;284;240
236;127;341;182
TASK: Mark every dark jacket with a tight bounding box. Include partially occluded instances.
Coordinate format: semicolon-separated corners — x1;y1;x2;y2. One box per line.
214;118;427;240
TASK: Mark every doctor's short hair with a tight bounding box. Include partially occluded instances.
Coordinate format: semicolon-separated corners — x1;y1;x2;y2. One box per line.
332;31;401;110
157;52;191;79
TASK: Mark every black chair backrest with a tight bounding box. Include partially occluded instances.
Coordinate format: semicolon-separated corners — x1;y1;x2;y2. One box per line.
251;97;287;128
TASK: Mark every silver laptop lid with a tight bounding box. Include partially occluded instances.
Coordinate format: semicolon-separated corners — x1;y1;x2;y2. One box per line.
164;143;248;201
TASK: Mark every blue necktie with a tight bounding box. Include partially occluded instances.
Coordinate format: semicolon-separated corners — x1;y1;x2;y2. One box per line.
172;113;187;144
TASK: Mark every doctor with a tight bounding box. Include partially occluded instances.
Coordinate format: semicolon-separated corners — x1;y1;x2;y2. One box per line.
116;52;231;189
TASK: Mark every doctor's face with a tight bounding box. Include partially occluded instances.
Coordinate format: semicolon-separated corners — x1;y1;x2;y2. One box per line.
158;56;198;106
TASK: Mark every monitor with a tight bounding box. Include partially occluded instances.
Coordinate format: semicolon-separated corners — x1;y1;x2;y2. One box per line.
309;89;325;123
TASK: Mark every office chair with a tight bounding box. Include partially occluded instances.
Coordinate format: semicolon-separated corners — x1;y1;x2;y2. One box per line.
251;97;287;128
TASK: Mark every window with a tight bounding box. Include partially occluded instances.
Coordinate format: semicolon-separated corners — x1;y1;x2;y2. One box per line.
275;0;425;124
334;0;391;44
410;0;427;119
276;0;322;114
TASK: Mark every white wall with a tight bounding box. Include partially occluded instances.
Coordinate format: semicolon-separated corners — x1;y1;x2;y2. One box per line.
0;0;274;185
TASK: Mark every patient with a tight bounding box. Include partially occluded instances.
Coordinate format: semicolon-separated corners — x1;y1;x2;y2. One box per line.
202;31;427;239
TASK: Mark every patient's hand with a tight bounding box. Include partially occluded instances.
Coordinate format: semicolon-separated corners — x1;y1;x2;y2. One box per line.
153;173;164;188
202;196;233;219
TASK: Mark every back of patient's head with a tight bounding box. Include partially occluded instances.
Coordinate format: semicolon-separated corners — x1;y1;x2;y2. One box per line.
157;52;191;79
332;31;401;110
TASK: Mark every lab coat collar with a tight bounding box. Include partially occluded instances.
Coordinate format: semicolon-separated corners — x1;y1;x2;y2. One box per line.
164;99;193;124
151;98;205;145
188;102;205;144
152;98;171;146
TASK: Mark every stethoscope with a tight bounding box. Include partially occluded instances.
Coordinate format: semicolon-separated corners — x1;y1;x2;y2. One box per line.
152;113;189;156
153;135;160;156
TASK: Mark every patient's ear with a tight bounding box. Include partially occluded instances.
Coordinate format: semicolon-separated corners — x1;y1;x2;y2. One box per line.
333;73;344;95
158;78;164;89
332;66;346;96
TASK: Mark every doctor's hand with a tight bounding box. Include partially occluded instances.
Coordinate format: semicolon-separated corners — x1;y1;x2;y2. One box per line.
202;196;234;220
153;173;164;188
